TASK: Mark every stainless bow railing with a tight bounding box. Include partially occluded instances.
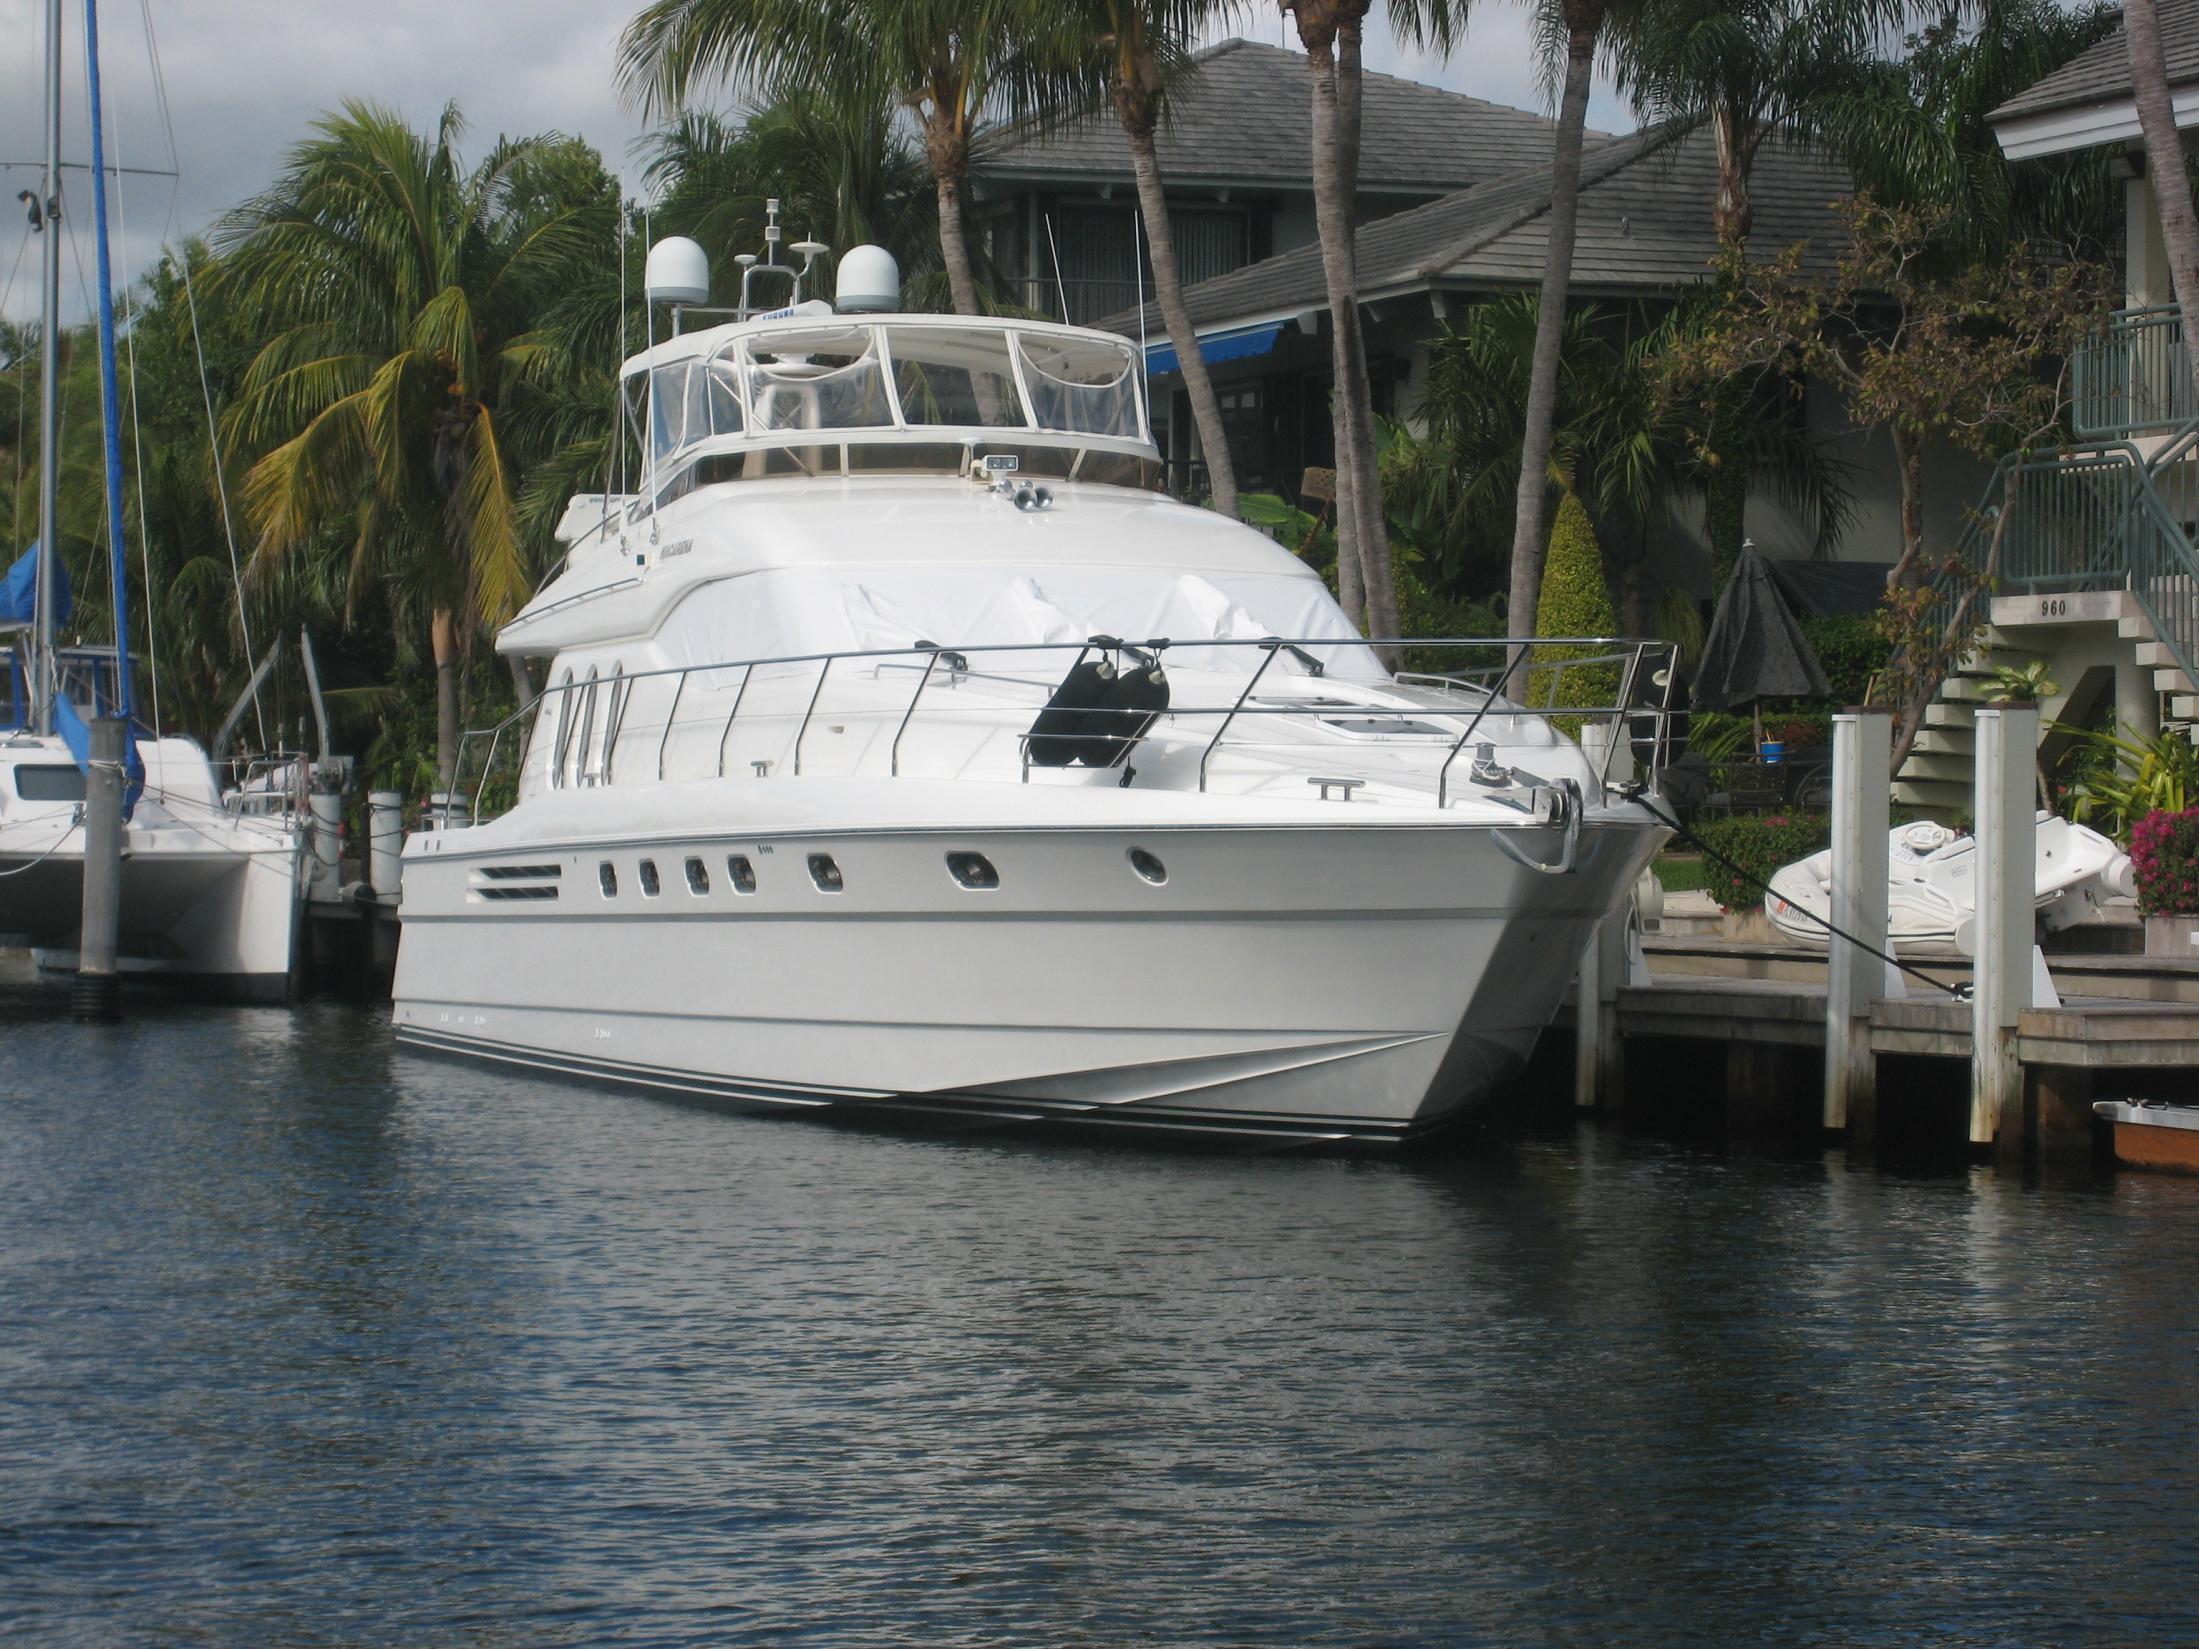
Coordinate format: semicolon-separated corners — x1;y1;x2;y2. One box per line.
454;635;1680;823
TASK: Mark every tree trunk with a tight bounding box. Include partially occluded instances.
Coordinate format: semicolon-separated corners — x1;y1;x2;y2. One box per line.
1121;117;1240;518
508;653;536;708
1710;106;1754;247
1336;17;1398;647
1506;17;1599;661
431;606;460;789
1301;26;1365;628
2126;0;2199;386
925;120;981;317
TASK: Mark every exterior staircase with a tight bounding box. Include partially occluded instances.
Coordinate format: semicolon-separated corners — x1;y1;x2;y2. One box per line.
1889;391;2199;820
1893;592;2199;816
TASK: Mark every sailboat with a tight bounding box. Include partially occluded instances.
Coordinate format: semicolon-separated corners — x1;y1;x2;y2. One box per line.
0;0;304;998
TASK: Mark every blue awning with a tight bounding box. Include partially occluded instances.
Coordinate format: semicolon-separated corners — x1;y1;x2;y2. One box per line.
1144;321;1285;378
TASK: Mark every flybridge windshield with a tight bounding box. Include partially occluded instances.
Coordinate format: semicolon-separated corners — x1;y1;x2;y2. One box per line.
629;324;1146;472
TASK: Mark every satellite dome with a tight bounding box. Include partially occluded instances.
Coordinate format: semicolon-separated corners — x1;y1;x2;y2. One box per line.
834;244;901;313
644;236;711;306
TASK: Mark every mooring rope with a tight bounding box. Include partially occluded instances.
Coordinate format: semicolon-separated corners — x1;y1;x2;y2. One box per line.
1632;792;1972;1003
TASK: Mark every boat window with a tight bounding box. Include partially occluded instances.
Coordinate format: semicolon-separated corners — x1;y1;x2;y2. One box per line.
598;861;618;897
946;851;999;890
599;664;628;783
1015;334;1139;439
887;328;1027;429
11;763;87;802
846;442;969;475
727;853;757;894
807;852;844;893
743;327;891;432
571;667;600;788
548;669;577;790
684;856;709;895
1127;847;1167;886
638;858;661;897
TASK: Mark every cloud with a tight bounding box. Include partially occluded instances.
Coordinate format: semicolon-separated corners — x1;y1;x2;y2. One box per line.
1;2;1632;325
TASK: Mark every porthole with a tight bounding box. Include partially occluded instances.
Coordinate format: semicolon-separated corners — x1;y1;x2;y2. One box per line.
639;858;661;897
807;853;844;893
946;851;999;890
685;856;710;895
727;854;757;894
598;861;618;897
1128;847;1167;886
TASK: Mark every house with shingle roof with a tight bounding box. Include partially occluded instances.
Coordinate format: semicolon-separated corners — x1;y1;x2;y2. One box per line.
1094;121;1963;596
976;37;1590;328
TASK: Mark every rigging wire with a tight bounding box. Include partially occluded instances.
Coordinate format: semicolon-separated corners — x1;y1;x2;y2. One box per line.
3;226;30;549
135;0;264;748
103;15;161;738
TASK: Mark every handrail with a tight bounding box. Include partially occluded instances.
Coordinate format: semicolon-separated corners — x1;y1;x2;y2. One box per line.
1197;640;1286;793
792;656;832;776
447;633;1677;823
2073;304;2193;439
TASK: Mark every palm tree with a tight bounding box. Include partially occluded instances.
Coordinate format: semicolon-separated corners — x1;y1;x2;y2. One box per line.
621;0;1055;317
1848;0;2119;262
216;103;610;784
2124;0;2199;385
643;93;940;295
1507;0;1620;654
1611;0;1909;591
1064;0;1245;517
1282;1;1460;639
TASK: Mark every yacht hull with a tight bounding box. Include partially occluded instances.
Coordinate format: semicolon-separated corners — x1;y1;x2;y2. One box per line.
393;794;1664;1143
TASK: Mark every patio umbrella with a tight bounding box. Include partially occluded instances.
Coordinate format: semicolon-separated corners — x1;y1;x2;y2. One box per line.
1693;541;1831;744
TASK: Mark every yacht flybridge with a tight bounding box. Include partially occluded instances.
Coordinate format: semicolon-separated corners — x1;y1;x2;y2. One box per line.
392;215;1676;1143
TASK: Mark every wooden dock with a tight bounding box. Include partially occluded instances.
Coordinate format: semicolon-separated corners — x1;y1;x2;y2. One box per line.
1561;938;2199;1167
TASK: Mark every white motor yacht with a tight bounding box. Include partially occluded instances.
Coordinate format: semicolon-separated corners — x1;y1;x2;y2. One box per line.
391;231;1674;1144
1;640;305;997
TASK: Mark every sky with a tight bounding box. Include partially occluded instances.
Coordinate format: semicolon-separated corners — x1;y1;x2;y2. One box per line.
0;0;1633;326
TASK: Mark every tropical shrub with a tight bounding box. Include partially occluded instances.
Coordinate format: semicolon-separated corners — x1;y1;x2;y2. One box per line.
1528;493;1619;726
2130;808;2199;916
1689;812;1832;912
2054;723;2199;843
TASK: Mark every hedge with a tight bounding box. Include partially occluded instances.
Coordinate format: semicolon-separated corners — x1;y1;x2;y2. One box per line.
1688;812;1832;912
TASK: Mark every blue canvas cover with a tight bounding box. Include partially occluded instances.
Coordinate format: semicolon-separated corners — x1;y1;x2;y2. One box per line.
0;543;70;628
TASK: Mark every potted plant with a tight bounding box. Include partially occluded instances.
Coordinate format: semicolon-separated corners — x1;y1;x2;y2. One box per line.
2130;807;2199;958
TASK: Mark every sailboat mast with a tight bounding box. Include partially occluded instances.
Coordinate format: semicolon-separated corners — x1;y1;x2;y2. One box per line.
84;0;133;730
32;0;64;737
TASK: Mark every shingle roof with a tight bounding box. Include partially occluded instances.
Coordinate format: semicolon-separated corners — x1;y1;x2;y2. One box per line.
1100;124;1857;335
1988;0;2199;127
981;36;1599;196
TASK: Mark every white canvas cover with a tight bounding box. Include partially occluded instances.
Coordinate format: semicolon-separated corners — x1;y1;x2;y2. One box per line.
652;564;1384;680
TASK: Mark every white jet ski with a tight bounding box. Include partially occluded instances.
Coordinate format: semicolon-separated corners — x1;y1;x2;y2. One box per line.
1765;814;2135;949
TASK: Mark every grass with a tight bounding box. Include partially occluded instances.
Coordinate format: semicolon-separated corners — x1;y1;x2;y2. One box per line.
1652;854;1711;895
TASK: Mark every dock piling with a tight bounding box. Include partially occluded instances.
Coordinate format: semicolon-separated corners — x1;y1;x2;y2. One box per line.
1824;710;1891;1142
1969;707;2038;1150
72;715;125;1022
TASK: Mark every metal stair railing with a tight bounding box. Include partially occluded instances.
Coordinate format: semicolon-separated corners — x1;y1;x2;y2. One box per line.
1891;414;2199;762
2074;304;2195;439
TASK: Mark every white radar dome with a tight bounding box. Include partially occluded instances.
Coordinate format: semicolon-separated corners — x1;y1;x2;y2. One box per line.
645;236;711;306
834;244;901;313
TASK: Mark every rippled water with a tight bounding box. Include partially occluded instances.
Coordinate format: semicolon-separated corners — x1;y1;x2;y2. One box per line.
4;981;2199;1646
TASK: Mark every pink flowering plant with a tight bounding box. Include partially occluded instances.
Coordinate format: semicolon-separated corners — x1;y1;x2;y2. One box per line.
2129;808;2199;917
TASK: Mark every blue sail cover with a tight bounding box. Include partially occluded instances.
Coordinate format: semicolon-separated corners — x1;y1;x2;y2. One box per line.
0;543;70;628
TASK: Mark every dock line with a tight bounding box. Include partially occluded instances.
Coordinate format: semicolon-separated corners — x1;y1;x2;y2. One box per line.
1628;791;1971;1004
